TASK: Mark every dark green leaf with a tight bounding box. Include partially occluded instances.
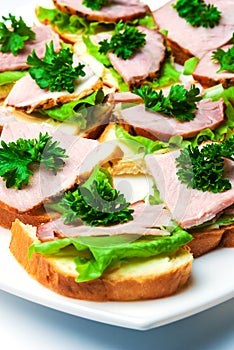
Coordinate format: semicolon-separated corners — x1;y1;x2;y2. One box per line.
176;135;234;192
57;166;134;226
99;21;146;60
134;84;202;121
0;133;68;189
172;0;221;28
82;0;107;10
0;14;35;55
27;41;86;93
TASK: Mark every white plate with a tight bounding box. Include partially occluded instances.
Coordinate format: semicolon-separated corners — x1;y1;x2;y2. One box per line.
0;0;234;332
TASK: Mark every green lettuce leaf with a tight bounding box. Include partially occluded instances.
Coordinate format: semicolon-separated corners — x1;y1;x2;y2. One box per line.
29;226;192;282
36;6;113;35
0;70;28;86
38;89;105;128
115;124;188;155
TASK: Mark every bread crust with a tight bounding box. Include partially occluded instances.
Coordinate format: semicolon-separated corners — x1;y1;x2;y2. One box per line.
10;219;193;301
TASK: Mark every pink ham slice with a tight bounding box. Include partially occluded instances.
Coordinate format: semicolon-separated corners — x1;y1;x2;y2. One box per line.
0;122;122;212
145;150;234;229
37;201;173;241
4;56;101;112
193;45;234;88
153;0;234;63
53;0;150;22
117;98;225;141
0;26;61;72
107;26;166;87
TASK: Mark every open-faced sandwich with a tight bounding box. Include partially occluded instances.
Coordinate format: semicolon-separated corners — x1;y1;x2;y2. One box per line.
0;0;233;304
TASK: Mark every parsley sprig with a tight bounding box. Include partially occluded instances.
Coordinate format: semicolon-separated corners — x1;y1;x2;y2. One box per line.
0;133;68;189
172;0;221;28
212;44;234;73
82;0;107;10
175;136;234;193
27;41;86;93
134;84;202;121
99;21;146;60
0;14;35;56
58;166;134;226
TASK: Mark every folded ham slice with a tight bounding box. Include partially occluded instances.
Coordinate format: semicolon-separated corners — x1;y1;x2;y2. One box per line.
107;26;166;87
53;0;149;22
145;150;234;229
0;122;123;213
37;201;173;241
0;26;61;72
117;98;225;141
153;0;234;64
193;45;234;88
4;55;102;112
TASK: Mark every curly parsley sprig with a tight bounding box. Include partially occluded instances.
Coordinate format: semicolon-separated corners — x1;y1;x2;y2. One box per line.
0;133;68;189
175;136;234;193
0;14;35;56
27;41;86;93
172;0;221;28
58;166;134;226
99;21;146;60
82;0;107;10
134;84;202;121
212;44;234;73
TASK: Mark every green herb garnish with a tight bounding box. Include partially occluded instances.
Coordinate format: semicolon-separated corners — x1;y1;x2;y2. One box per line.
82;0;107;10
27;41;86;93
0;133;68;189
99;21;146;60
212;45;234;73
58;166;134;226
172;0;221;28
0;14;35;56
175;135;234;193
134;84;202;121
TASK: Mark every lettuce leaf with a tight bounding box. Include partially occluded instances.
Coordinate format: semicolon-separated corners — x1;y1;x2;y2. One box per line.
0;70;28;86
36;6;113;35
38;89;105;128
29;226;192;282
115;125;189;155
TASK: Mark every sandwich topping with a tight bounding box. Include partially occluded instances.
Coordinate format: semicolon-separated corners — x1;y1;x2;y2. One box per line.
99;21;146;60
176;135;234;193
82;0;107;10
27;41;86;93
134;84;202;121
0;132;68;189
172;0;221;28
0;14;35;56
212;41;234;73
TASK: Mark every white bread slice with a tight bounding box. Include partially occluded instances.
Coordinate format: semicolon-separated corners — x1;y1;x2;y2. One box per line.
10;219;193;301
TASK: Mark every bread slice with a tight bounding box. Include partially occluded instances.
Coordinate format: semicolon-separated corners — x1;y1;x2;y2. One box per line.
10;219;193;301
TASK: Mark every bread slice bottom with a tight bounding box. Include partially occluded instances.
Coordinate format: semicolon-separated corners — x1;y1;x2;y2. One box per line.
10;219;193;301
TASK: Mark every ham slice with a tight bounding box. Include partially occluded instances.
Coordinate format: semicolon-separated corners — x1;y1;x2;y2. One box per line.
53;0;149;22
117;98;225;141
153;0;234;64
0;26;61;72
4;56;102;112
145;150;234;229
193;45;234;88
37;201;173;241
0;122;123;212
107;26;166;87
